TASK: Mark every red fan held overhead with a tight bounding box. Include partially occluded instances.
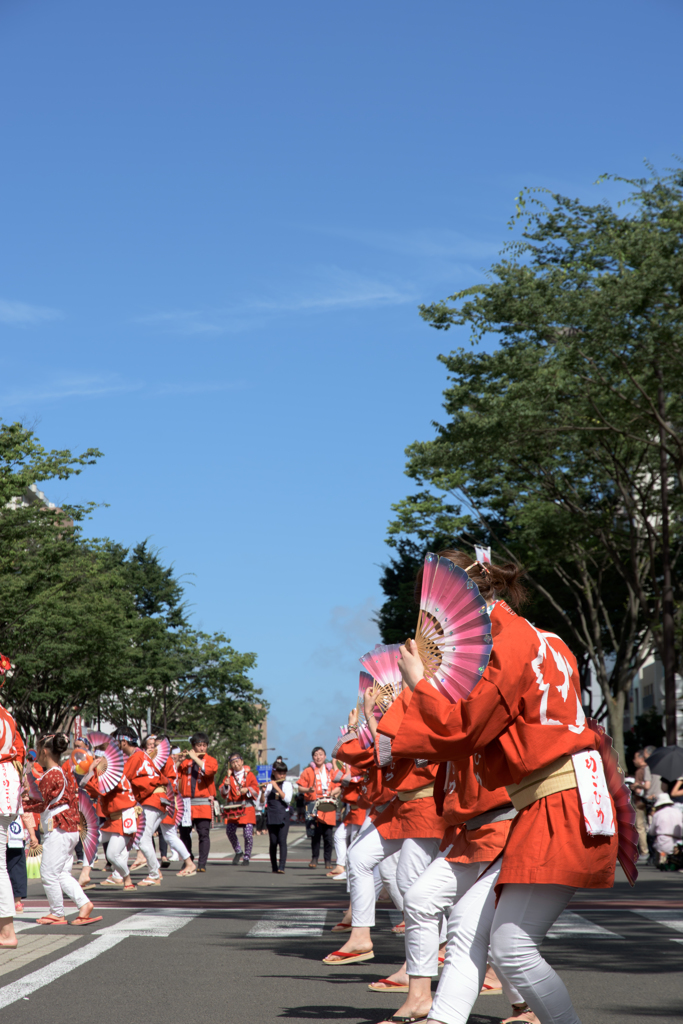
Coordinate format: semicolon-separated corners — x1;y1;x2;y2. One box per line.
78;789;99;863
587;719;639;886
415;553;494;703
152;737;171;770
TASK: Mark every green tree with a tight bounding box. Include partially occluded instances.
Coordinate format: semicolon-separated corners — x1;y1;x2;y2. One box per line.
391;168;683;759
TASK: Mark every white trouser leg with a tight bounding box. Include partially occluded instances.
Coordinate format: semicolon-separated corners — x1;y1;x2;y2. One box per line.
403;852;486;977
378;848;403;911
334;821;348;868
107;833;130;878
395;836;442;897
160;822;190;861
347;824;402;927
489;883;579;1024
0;816;15;917
139;807;162;878
427;861;501;1024
40;830;89;916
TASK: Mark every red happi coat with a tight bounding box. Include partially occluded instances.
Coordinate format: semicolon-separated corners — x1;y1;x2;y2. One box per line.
37;763;81;833
220;768;259;825
0;705;25;818
381;602;618;890
125;748;165;810
177;754;218;820
297;763;337;826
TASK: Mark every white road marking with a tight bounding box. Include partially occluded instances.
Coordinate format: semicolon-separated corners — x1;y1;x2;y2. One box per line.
14;910;78;933
247;908;328;937
93;907;201;938
632;909;683;936
546;911;623;939
0;908;202;1009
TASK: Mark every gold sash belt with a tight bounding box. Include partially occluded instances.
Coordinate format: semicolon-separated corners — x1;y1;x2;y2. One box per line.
109;806;142;821
398;784;435;802
152;786;166;794
506;755;577;811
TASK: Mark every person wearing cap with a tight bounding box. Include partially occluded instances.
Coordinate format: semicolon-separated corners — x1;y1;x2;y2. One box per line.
220;753;259;865
177;733;218;872
265;757;293;873
116;730;165;887
648;788;683;866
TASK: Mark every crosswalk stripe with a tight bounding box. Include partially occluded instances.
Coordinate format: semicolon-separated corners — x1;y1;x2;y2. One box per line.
0;909;203;1010
546;911;623;939
632;909;683;936
247;909;328;937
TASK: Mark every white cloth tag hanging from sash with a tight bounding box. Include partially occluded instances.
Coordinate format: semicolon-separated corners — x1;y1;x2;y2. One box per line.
571;750;615;837
121;808;137;834
181;798;192;828
7;818;25;848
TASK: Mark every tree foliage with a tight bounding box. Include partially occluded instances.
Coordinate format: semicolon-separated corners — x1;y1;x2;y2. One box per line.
389;168;683;759
0;422;266;758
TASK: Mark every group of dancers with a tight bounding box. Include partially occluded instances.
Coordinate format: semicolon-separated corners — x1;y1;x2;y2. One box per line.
312;548;631;1024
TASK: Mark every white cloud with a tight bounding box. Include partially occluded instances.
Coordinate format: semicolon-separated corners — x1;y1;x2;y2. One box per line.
135;267;416;336
0;298;62;326
2;375;142;407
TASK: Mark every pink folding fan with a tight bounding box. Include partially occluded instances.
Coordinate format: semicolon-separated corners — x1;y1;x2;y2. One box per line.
77;789;99;863
356;671;379;749
95;742;125;794
359;643;403;713
415;552;494;703
152;737;171;770
87;731;111;748
134;808;146;844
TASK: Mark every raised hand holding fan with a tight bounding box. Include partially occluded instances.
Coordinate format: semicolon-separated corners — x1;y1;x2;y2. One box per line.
359;644;403;712
415;552;493;703
356;671;380;749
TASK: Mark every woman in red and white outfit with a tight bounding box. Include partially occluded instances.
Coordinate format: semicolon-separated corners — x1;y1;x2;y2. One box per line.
323;687;447;967
220;754;260;865
386;551;619;1024
151;735;196;876
329;763;367;880
0;687;25;948
297;748;340;869
35;734;102;926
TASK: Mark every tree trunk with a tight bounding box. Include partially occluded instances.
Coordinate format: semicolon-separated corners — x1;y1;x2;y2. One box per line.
606;690;626;767
657;372;678;745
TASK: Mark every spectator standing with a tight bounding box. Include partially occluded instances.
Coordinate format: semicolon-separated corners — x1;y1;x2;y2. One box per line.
630;750;651;860
265;757;293;873
644;745;663;801
648;790;683;864
177;733;218;872
297;747;340;869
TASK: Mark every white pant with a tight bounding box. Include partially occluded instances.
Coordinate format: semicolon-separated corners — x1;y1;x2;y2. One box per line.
107;832;131;878
0;816;15;917
40;829;89;917
347;823;441;927
139;806;162;878
489;883;579;1024
334;820;361;869
160;822;190;861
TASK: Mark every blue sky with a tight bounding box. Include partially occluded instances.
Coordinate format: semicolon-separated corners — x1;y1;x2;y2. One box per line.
2;0;682;768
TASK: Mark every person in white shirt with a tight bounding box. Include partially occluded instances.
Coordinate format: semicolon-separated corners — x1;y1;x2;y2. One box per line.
648;791;683;863
265;758;293;874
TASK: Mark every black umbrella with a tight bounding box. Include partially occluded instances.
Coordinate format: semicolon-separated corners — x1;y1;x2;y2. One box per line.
646;745;683;780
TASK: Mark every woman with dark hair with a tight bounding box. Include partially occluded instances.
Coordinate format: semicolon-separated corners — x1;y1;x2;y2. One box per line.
35;734;102;927
265;757;293;873
379;550;618;1024
220;753;259;865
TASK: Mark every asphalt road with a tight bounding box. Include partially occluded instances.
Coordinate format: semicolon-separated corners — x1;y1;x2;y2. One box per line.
2;824;681;1024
